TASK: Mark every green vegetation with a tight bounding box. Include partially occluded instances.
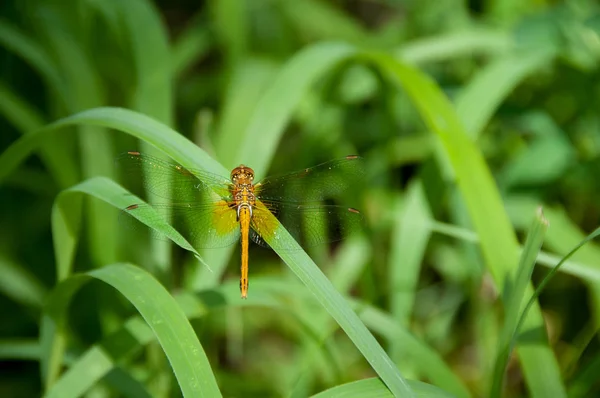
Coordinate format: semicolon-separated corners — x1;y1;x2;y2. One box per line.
1;1;600;397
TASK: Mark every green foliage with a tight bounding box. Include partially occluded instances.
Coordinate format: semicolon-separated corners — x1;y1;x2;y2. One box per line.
1;0;600;397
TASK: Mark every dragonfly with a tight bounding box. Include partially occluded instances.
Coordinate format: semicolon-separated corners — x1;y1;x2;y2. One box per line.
118;152;364;298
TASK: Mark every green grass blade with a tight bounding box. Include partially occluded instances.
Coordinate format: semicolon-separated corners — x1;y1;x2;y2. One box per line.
0;256;47;310
430;220;600;283
455;49;555;139
0;19;65;99
311;378;456;398
52;177;200;281
112;0;175;274
271;230;413;396
0;340;41;361
45;281;285;398
490;208;548;397
389;181;432;364
47;276;464;398
55;171;412;396
567;353;600;397
234;42;356;176
214;58;280;167
0;81;46;131
45;317;158;398
328;237;371;294
46;176;202;391
210;0;248;66
279;0;368;44
507;225;600;396
172;18;212;78
114;0;172;124
0;107;230;187
42;263;221;398
51;188;83;283
506;198;600;328
370;52;565;397
357;303;471;398
0;82;76;187
35;12;117;267
44;345;114;398
398;29;511;64
102;368;154;398
0;34;77;188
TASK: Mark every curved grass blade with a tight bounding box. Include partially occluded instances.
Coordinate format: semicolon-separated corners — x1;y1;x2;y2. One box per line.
104;0;175;274
52;177;200;281
233;42;357;175
47;277;463;398
0;82;77;188
455;49;556;139
0;107;230;187
42;263;221;398
356;302;471;398
172;14;212;78
278;0;368;45
263;217;413;396
397;29;512;64
368;51;565;398
0;19;65;99
311;378;456;398
43;280;283;398
122;179;410;394
33;9;117;269
46;176;203;388
0;255;47;310
214;58;280;167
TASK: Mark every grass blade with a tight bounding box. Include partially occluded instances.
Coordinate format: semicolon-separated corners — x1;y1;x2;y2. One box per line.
455;49;555;139
111;0;172;123
233;42;356;175
0;107;230;187
172;17;212;78
388;182;432;363
0;256;47;310
311;378;456;398
370;52;565;397
42;263;221;398
504;224;600;396
398;29;511;64
52;177;200;281
490;207;548;397
272;228;413;396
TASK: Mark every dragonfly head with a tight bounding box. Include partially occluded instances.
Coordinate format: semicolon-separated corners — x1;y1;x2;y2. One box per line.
231;165;255;185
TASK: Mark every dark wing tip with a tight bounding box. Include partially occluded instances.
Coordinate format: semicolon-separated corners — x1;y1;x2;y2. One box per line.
125;204;139;210
345;155;360;160
348;207;360;214
127;151;141;156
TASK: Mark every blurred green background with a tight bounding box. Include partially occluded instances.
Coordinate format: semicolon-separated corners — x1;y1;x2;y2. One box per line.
1;0;600;397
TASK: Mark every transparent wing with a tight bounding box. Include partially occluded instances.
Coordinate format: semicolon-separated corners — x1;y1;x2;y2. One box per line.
121;201;240;249
116;152;232;201
255;155;364;203
250;200;363;250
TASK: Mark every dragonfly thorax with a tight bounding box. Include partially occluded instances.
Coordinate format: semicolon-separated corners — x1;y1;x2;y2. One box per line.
231;165;256;220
